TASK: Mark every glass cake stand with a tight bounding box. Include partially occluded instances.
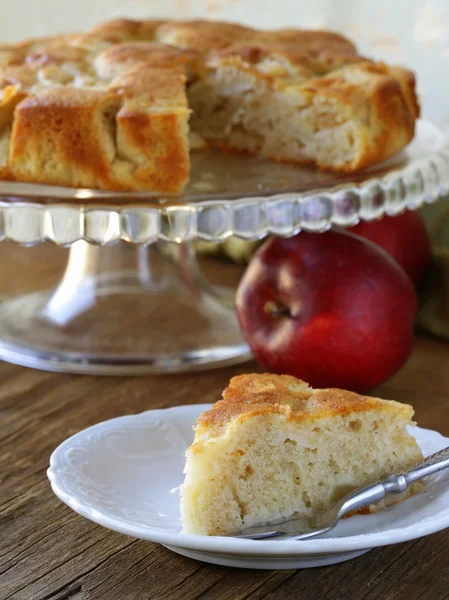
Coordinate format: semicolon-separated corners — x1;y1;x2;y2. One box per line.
0;119;448;375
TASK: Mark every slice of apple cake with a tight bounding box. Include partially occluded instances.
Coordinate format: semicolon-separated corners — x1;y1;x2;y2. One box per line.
180;373;423;535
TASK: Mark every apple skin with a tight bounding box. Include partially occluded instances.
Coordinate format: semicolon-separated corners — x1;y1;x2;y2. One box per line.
236;229;417;393
350;211;431;286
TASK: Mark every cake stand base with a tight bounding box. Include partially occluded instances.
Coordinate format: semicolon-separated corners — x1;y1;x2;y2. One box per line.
0;241;251;374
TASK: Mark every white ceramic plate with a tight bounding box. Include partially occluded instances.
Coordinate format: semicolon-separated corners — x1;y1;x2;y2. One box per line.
48;404;449;569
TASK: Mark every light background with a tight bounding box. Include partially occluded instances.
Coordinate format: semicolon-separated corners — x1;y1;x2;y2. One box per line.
0;0;448;127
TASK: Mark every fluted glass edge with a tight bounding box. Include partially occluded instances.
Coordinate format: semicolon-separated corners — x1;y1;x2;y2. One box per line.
1;147;448;246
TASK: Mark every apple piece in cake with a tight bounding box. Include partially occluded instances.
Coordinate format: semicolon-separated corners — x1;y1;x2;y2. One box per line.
180;373;423;536
0;19;419;192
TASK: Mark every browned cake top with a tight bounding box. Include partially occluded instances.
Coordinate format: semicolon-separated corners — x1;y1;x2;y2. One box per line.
157;21;361;76
0;18;420;120
196;373;414;437
0;19;375;89
76;18;164;45
0;18;419;114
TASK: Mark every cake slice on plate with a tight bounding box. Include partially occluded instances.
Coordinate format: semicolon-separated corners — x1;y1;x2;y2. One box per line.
180;373;423;535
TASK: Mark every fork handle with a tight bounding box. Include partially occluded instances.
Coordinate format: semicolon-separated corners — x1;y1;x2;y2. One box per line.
340;446;449;518
383;445;449;494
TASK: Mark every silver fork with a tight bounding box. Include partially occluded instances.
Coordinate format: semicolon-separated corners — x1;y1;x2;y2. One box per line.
234;445;449;540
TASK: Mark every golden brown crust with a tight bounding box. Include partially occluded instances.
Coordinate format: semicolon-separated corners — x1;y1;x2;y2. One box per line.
10;87;121;189
0;18;419;192
94;42;203;81
112;67;190;192
290;61;419;171
156;20;255;51
72;19;164;52
179;24;362;76
8;67;189;192
197;373;413;436
255;28;357;51
0;36;73;67
215;42;361;77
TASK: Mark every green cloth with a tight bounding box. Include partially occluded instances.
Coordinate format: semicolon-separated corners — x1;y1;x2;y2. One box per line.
417;200;449;339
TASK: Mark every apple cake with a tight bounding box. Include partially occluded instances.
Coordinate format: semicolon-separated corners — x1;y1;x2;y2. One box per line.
180;373;423;535
0;19;419;192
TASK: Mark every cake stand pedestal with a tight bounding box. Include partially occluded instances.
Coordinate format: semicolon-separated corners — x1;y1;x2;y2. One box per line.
0;241;249;373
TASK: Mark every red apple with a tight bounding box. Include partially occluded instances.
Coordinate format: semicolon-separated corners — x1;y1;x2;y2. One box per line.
350;211;431;286
236;229;417;392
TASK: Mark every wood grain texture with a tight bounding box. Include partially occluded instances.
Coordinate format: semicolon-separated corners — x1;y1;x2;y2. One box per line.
1;331;449;600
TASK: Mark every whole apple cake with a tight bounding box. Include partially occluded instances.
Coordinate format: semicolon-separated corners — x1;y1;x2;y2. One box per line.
180;373;423;535
0;19;419;192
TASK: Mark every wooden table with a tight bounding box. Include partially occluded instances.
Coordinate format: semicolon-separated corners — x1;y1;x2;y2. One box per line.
1;332;449;600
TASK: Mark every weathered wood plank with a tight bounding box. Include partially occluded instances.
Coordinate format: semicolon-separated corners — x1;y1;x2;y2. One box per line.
1;334;449;600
